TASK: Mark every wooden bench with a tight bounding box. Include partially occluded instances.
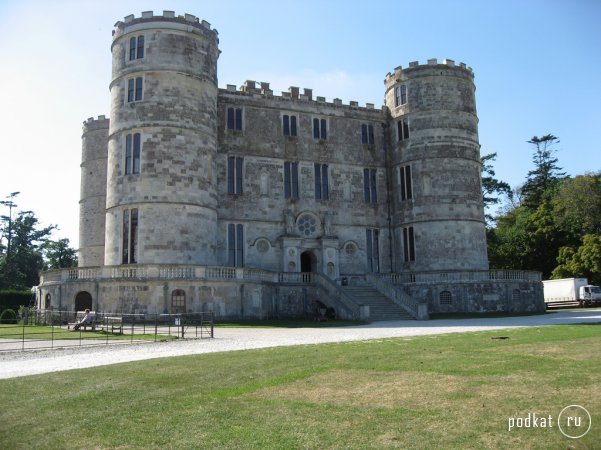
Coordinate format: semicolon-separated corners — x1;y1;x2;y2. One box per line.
68;311;98;332
99;316;123;334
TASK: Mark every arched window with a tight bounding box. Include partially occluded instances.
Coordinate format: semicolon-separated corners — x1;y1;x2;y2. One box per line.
45;293;51;309
171;289;186;314
439;291;452;305
512;289;521;302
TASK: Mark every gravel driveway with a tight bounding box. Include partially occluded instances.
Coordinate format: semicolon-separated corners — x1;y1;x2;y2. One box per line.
1;309;600;380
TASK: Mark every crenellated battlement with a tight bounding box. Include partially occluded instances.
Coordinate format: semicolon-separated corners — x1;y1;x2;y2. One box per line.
83;115;109;125
384;58;473;85
82;115;109;133
220;81;380;111
112;11;218;40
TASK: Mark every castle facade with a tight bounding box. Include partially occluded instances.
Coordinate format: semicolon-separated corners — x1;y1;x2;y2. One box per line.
38;11;544;319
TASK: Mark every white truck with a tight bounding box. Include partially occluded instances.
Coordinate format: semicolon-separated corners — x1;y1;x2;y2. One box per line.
543;278;601;308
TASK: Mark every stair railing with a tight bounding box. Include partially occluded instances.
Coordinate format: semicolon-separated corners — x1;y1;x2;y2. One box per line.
312;273;369;321
366;273;429;320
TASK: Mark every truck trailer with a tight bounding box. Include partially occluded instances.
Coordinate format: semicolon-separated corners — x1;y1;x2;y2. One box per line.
542;278;601;308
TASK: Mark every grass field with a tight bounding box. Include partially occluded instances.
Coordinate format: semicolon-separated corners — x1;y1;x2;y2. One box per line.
0;324;177;341
0;324;599;449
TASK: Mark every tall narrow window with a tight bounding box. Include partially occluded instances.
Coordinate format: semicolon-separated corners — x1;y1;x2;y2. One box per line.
135;77;143;101
366;229;380;272
122;209;129;264
227;107;242;130
122;208;139;264
283;115;297;136
363;168;377;203
227;224;244;267
397;118;410;141
129;37;136;61
395;84;407;107
227;156;243;194
127;77;143;102
129;36;144;60
403;226;415;262
399;165;412;200
284;162;299;199
130;209;138;264
125;134;132;175
361;124;375;145
313;118;327;140
314;164;329;200
132;133;141;174
125;133;141;175
127;79;134;102
136;35;144;59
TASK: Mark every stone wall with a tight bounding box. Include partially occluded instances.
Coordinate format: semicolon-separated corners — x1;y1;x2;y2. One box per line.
38;279;323;320
399;280;545;314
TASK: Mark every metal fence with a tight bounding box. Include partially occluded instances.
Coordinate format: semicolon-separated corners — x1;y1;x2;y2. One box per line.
0;310;214;352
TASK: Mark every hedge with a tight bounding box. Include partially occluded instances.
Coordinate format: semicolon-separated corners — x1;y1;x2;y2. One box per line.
0;308;18;324
0;290;32;314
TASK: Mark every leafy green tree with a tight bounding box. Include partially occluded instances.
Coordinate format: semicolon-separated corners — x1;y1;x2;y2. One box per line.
552;234;601;285
481;152;512;222
43;238;78;270
520;134;566;209
552;173;601;242
487;206;532;270
526;200;568;278
0;211;55;290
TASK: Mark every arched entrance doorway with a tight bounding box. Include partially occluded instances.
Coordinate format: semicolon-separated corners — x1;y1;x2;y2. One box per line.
300;250;317;273
74;291;93;311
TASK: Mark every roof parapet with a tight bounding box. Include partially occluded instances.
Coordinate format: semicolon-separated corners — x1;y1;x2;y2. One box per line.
220;83;382;110
113;11;217;39
385;58;474;83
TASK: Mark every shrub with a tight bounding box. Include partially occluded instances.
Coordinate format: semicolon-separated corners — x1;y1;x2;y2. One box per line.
0;290;32;314
0;308;18;324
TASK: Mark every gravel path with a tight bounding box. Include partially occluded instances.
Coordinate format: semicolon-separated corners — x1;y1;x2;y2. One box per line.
1;309;600;380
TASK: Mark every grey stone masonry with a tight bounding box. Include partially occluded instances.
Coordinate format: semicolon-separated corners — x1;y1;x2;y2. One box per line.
44;12;543;320
78;116;109;267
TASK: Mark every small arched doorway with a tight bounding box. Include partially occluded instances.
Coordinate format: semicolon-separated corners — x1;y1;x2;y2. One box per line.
74;291;93;311
300;250;317;273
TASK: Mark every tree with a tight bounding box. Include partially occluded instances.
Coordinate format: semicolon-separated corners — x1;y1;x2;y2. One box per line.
521;134;566;209
0;211;55;290
552;234;601;285
481;152;512;223
487;206;533;270
552;173;601;242
43;238;78;270
0;191;20;260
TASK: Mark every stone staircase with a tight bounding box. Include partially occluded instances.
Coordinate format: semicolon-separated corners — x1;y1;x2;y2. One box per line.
342;285;414;321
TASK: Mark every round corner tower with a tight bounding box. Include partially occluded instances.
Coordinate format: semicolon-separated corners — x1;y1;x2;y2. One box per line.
105;11;220;265
79;115;109;267
384;58;488;272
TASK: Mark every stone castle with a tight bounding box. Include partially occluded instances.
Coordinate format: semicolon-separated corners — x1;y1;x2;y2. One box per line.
38;11;544;319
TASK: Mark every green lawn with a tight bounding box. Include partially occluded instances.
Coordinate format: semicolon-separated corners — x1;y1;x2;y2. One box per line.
0;324;176;341
1;324;599;449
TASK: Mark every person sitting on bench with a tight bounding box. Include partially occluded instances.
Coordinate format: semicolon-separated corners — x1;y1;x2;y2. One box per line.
73;309;93;331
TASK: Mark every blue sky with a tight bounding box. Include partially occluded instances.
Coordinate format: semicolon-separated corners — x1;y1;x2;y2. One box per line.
0;0;600;248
